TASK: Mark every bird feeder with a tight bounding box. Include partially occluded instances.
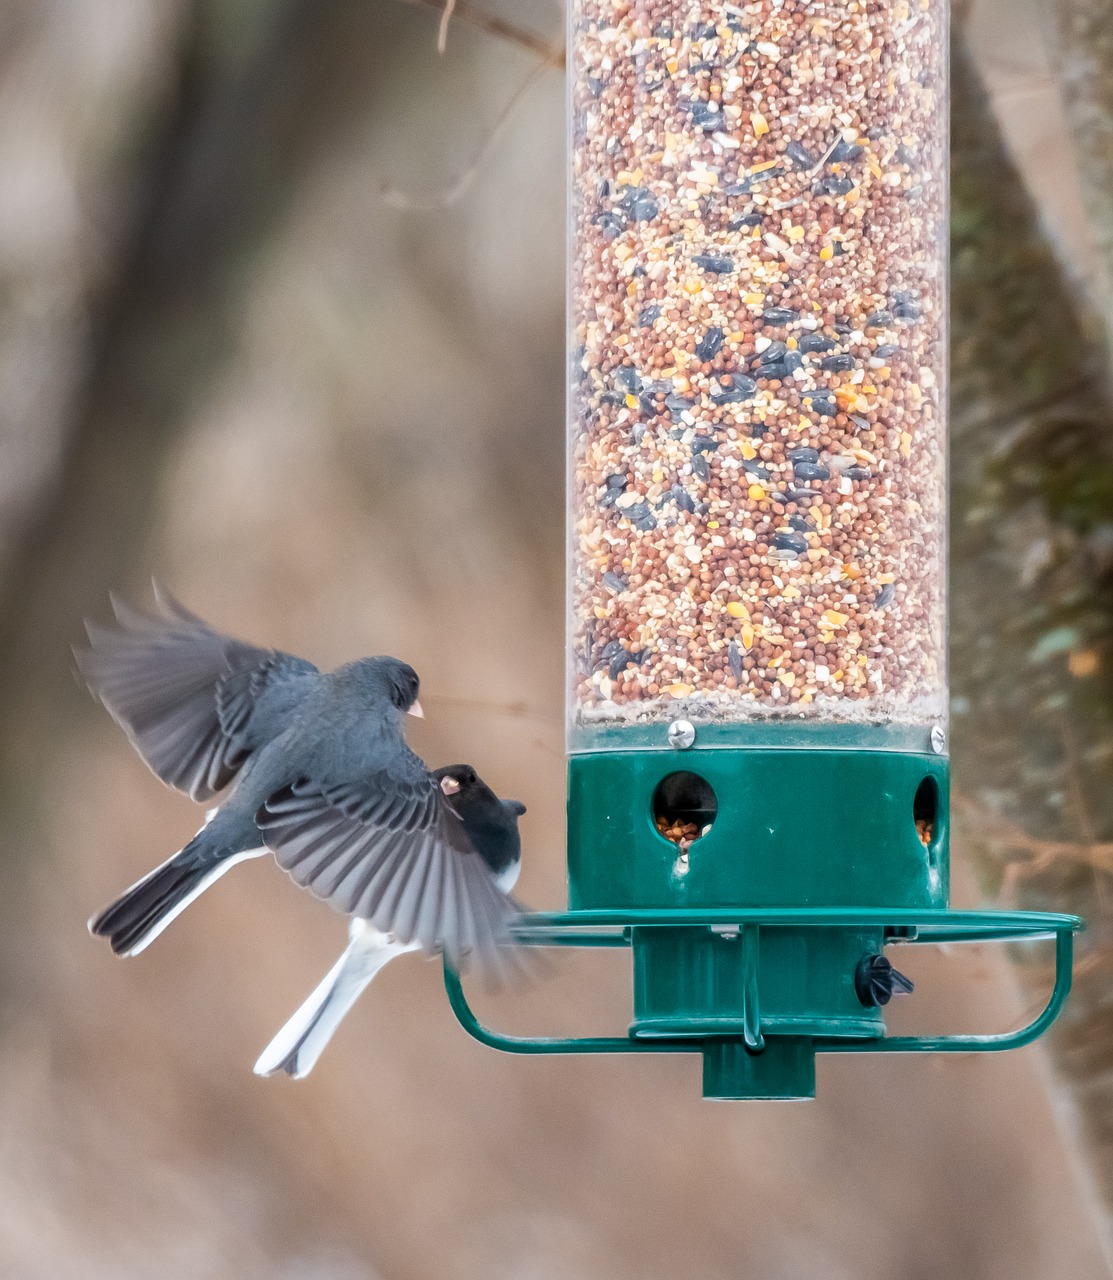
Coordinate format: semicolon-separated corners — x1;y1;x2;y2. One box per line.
445;0;1079;1097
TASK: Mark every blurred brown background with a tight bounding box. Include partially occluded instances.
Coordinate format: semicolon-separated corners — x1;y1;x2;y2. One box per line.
1;0;1113;1275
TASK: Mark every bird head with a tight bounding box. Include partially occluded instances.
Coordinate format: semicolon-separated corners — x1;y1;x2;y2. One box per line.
433;765;524;882
435;767;526;822
352;656;423;718
435;764;478;797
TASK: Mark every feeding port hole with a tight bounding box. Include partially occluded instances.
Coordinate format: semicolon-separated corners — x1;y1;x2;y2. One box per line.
914;776;938;850
654;772;718;847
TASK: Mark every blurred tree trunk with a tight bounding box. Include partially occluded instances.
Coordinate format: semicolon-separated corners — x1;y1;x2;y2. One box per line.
0;0;410;819
952;28;1113;1216
1055;0;1113;348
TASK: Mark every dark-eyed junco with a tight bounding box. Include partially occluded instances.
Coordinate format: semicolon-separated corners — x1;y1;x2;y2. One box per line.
254;764;526;1078
79;589;522;979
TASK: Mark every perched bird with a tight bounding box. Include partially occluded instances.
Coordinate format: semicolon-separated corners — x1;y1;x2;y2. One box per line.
79;589;521;979
254;764;526;1079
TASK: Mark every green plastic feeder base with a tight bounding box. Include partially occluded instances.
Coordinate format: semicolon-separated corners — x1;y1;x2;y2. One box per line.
440;729;1080;1099
702;1037;816;1101
567;741;950;913
629;924;884;1042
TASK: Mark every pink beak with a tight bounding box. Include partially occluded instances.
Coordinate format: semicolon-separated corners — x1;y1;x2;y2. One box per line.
439;775;461;796
408;699;425;719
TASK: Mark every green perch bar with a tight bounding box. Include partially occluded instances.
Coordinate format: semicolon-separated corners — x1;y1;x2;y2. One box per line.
445;910;1079;1100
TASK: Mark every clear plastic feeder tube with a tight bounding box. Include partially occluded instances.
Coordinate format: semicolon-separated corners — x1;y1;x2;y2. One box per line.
568;0;948;749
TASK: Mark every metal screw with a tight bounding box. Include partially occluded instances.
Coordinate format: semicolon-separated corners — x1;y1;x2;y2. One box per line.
929;724;947;755
668;719;696;749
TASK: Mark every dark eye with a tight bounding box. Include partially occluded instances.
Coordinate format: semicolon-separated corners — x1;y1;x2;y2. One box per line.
466;768;477;784
393;666;419;708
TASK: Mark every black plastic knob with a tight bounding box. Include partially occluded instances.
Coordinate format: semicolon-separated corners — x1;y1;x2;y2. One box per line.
855;954;915;1008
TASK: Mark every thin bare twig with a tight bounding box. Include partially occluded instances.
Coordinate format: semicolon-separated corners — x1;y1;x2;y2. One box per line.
423;692;559;727
381;46;559;209
395;0;565;66
437;0;457;53
954;792;1113;876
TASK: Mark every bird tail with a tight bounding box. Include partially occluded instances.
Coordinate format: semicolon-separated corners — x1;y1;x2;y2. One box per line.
89;829;264;957
254;922;417;1080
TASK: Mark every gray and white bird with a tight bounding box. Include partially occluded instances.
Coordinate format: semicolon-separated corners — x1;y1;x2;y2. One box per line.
79;590;522;981
254;764;526;1079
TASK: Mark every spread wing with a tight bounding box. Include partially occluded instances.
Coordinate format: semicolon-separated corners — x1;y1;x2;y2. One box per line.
256;762;518;969
75;586;317;802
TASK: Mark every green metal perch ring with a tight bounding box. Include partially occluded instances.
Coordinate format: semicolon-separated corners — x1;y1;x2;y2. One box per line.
443;908;1080;1098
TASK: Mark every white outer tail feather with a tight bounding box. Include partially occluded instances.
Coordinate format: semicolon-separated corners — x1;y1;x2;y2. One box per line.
255;920;419;1080
86;817;269;957
124;846;267;956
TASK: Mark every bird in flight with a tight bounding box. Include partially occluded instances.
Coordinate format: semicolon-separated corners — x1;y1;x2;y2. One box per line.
78;589;525;1053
